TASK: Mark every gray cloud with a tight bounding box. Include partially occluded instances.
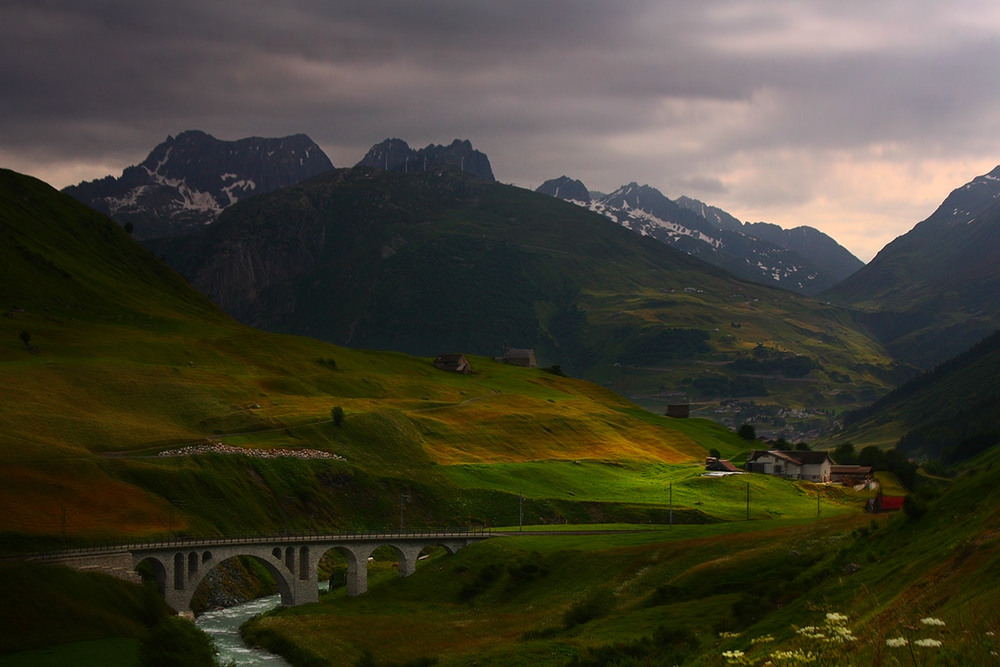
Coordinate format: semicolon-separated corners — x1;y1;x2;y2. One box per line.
3;0;1000;260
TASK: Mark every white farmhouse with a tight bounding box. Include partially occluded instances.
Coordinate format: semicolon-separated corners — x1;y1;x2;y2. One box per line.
745;450;834;482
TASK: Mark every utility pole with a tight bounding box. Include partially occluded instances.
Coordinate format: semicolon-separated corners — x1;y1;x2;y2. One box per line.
400;493;410;532
519;492;523;532
669;483;674;527
746;482;750;521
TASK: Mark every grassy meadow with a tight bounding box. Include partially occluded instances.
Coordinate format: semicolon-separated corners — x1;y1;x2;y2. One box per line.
242;446;1000;666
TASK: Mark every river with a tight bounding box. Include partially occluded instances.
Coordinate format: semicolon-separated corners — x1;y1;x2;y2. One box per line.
195;593;291;666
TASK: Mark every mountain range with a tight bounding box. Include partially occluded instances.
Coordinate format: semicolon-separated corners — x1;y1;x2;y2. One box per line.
59;131;1000;406
62;130;334;239
538;176;864;295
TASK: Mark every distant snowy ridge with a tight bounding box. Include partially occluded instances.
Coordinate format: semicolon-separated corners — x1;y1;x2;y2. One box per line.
537;176;863;294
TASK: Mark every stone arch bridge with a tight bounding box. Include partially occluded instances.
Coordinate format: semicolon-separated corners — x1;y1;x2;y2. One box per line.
33;531;490;613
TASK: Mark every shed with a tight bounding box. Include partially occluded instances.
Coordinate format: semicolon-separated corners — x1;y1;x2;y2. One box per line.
433;354;472;374
498;346;537;368
866;494;905;513
830;465;874;485
705;457;740;472
666;404;690;418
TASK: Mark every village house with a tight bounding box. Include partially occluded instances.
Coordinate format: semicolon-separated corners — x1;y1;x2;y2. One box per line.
496;346;537;368
745;449;834;482
432;353;472;374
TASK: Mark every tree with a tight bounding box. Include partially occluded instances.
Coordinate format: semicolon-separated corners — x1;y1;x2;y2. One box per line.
858;445;886;469
124;221;134;235
708;448;721;459
331;406;345;426
834;442;857;464
737;423;756;441
19;330;30;347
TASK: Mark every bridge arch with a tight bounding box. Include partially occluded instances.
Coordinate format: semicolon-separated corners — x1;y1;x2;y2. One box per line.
133;545;304;613
185;554;295;611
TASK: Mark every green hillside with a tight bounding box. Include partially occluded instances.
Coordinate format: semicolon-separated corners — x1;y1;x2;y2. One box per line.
151;167;899;428
242;447;1000;666
832;328;1000;455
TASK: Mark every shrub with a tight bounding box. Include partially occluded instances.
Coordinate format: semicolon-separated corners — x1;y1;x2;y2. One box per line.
139;616;221;667
331;406;345;426
903;493;928;519
564;588;615;628
457;563;503;601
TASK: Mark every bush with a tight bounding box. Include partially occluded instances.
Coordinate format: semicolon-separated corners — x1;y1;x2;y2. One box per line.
457;563;503;601
564;588;615;628
140;616;222;667
331;406;345;426
903;494;928;519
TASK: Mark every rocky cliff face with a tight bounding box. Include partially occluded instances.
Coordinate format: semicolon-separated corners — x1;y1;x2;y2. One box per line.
63;130;334;239
148;174;334;327
356;138;495;182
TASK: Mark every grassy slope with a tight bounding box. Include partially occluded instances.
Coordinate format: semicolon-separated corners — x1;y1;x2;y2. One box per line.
826;329;1000;453
0;562;170;656
245;449;1000;666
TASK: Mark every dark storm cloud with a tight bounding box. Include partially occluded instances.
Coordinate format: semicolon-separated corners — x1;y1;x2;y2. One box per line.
3;0;1000;259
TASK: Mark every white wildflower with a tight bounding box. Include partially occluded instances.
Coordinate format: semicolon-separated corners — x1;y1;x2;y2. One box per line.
770;648;817;663
914;638;943;648
752;634;775;644
886;637;909;647
829;625;857;643
722;649;748;664
826;612;849;623
919;617;946;627
719;631;742;638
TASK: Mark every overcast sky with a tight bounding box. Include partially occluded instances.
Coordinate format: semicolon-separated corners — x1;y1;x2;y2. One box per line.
3;1;1000;261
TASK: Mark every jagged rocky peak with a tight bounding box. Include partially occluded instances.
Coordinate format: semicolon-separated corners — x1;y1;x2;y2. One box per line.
602;181;673;208
63;130;334;240
356;138;495;182
675;195;744;232
536;176;591;203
